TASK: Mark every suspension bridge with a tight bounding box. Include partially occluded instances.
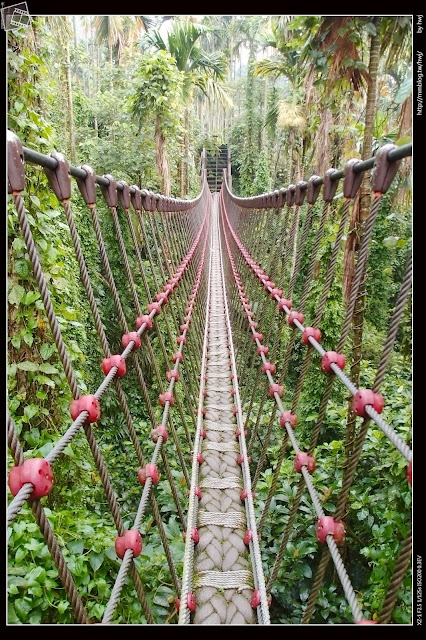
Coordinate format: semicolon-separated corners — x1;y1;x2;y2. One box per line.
7;129;412;625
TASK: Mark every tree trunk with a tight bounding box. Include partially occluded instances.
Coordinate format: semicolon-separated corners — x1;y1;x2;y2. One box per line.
65;39;76;163
179;144;185;197
184;106;190;195
109;44;113;91
155;116;171;196
342;17;381;517
72;16;79;79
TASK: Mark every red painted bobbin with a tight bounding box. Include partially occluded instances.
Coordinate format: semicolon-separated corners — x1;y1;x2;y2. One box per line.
138;463;160;486
8;458;53;500
102;355;126;377
352;389;384;417
115;530;142;559
70;395;101;423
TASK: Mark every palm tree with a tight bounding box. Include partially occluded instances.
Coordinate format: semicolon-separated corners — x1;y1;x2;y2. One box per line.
142;18;230;195
132;49;182;196
93;16;152;66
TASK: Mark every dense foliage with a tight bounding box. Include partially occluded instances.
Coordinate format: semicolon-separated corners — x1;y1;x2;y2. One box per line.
8;15;411;625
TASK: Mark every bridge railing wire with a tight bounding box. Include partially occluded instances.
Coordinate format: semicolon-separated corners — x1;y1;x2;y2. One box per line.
219;141;412;624
7;130;209;624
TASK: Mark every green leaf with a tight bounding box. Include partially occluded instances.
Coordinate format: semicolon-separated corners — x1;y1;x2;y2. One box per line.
39;363;59;374
8;602;19;623
302;563;312;578
58;601;70;615
12;237;26;252
36;374;55;387
29;611;42;624
154;594;171;607
30;194;41;208
104;546;118;562
89;551;104;572
299;587;309;602
26;566;46;585
365;22;377;36
17;360;38;372
383;236;399;249
394;73;412;105
24;291;41;305
8;576;29;590
395;136;412;147
89;602;105;620
23;332;34;347
15;259;30;278
38;442;54;457
63;444;75;458
24;539;44;553
68;539;84;555
40;343;56;360
15;547;27;563
14;597;33;620
8;284;25;305
52;276;69;291
23;405;39;421
11;336;21;349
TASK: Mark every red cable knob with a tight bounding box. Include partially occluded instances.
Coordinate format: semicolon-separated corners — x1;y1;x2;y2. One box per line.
269;383;284;398
187;592;196;613
294;452;316;474
279;411;297;429
136;315;153;330
278;298;292;311
151;425;168;443
122;332;141;349
159;391;174;406
115;530;142;559
102;355;126;377
240;488;256;501
237;453;250;465
251;590;261;608
70;394;101;423
316;516;345;544
244;530;253;545
147;301;162;316
257;345;269;356
8;458;54;500
138;463;160;486
352;389;384;417
166;369;180;382
261;362;276;375
288;311;304;327
321;351;345;373
302;327;322;344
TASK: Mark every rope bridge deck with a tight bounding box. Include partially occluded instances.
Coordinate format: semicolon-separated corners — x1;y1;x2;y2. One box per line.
7;130;412;625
